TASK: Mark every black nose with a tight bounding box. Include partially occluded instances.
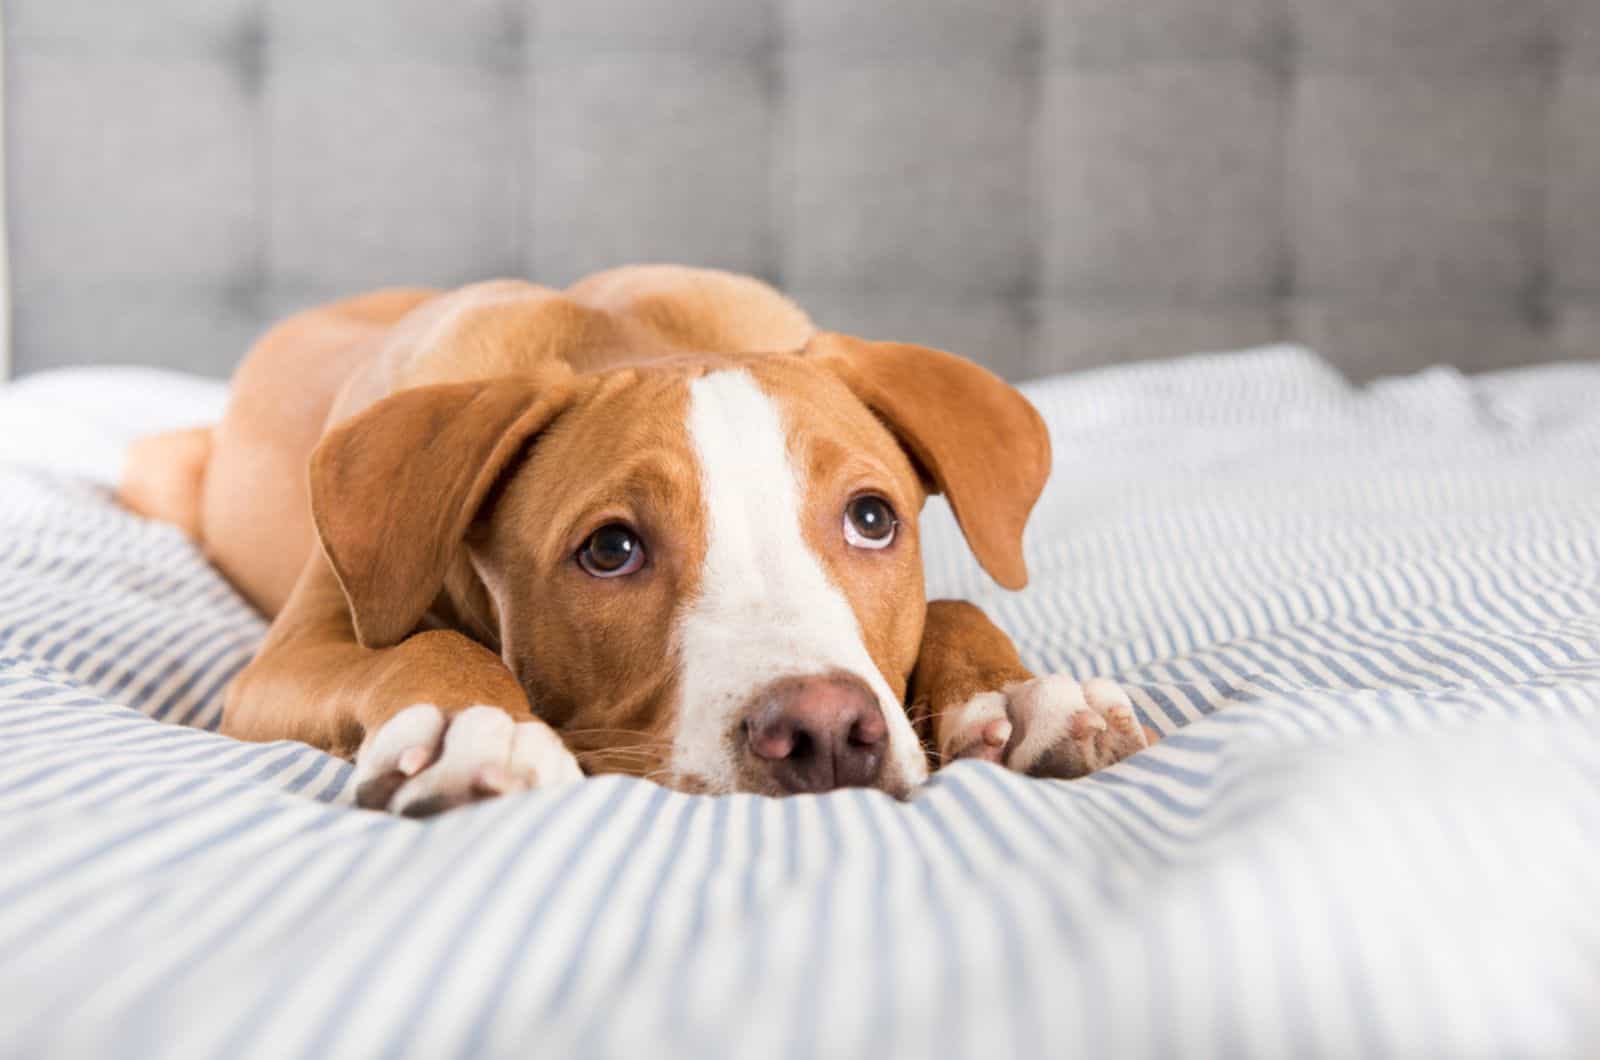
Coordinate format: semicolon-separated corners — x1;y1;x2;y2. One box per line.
744;675;887;794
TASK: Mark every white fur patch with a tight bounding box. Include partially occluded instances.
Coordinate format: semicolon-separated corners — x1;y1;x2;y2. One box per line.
936;689;1012;762
354;704;581;814
674;370;929;794
1002;678;1083;773
509;720;585;787
1003;676;1145;775
352;703;448;795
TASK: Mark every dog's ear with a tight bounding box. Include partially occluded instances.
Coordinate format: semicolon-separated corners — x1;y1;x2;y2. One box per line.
309;376;578;649
807;332;1051;590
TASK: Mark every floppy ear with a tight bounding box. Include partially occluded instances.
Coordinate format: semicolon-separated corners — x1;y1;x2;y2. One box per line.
309;377;577;649
807;332;1051;590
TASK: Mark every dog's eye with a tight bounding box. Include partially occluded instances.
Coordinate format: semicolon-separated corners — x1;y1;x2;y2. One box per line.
843;494;897;550
577;523;646;577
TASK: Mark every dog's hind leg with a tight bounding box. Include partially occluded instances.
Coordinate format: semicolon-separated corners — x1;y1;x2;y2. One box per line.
117;425;214;543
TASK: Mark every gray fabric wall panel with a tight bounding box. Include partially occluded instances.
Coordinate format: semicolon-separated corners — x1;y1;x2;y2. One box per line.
7;0;258;53
273;1;525;61
1040;66;1285;297
543;0;771;50
1556;67;1600;295
1564;303;1600;363
15;55;257;284
533;52;773;279
268;58;525;291
6;0;1598;380
792;0;1031;58
1581;1;1600;61
1293;73;1546;297
1294;0;1551;70
1035;303;1284;378
785;59;1033;293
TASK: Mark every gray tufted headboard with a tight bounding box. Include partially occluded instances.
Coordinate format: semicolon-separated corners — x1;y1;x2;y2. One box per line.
5;1;1598;381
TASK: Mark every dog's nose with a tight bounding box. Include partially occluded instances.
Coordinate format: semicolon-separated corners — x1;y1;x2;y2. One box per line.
744;675;887;793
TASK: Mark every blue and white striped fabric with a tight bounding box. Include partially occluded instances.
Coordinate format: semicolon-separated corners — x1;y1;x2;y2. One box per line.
2;346;1598;1059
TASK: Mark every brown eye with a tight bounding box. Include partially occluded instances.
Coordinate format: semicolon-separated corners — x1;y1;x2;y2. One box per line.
843;494;897;550
577;523;645;577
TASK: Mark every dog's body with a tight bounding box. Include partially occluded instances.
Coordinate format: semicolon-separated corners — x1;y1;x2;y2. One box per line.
124;266;1148;813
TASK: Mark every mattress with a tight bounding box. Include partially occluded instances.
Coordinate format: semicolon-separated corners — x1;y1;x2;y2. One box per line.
2;346;1598;1058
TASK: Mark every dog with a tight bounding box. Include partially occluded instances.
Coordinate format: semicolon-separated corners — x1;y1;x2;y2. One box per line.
121;266;1150;814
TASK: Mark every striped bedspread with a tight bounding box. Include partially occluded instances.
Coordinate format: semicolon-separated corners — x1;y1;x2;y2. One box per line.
2;346;1598;1058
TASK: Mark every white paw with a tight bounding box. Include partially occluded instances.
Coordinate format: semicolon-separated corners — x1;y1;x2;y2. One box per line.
352;704;583;816
939;676;1150;779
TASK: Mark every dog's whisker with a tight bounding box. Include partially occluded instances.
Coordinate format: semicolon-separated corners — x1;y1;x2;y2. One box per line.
559;727;664;739
570;739;672;753
574;753;670;771
577;756;665;769
574;749;667;764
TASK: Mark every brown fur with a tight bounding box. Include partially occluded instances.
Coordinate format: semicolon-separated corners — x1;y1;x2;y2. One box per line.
121;266;1057;785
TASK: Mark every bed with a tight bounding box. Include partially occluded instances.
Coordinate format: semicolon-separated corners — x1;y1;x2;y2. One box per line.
2;346;1597;1057
6;1;1600;1054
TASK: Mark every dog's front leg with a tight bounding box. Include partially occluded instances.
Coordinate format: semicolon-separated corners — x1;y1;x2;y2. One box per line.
222;559;580;815
909;600;1153;778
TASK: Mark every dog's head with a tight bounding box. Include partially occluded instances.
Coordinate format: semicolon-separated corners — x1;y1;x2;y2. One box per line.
309;332;1050;796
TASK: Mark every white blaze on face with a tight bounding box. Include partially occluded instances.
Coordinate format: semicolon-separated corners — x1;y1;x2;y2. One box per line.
674;369;929;793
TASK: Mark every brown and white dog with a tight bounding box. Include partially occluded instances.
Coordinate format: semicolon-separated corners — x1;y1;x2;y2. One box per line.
122;266;1150;814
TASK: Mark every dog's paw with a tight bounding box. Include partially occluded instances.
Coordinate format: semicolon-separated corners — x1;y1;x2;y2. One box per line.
352;704;582;817
940;676;1150;779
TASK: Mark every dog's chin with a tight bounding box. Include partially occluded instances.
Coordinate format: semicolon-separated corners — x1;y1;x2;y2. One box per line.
665;762;918;800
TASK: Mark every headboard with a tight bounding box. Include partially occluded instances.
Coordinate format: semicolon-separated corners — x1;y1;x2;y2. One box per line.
6;1;1597;381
